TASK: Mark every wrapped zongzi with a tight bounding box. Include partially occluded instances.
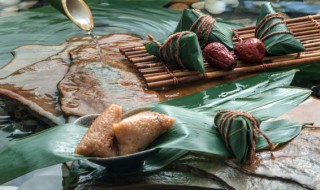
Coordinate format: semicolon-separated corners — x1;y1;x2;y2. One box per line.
146;31;205;73
174;9;235;50
255;3;305;55
214;110;275;164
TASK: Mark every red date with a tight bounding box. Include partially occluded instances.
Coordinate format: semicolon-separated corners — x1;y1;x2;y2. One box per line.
203;42;236;70
234;38;265;63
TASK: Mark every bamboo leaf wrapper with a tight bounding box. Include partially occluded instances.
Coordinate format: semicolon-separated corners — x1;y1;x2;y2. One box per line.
174;9;235;50
256;3;305;55
146;32;205;73
214;110;275;163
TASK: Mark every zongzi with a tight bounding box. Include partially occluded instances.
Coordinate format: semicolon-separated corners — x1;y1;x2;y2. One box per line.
74;104;122;157
255;3;305;55
214;110;275;164
113;111;175;155
174;9;235;50
146;31;205;73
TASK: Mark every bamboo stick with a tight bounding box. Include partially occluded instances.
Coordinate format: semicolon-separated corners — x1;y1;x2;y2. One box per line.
285;14;320;23
119;46;146;54
124;50;147;56
147;74;205;88
147;55;320;88
145;68;221;82
141;61;254;79
299;35;320;42
128;53;150;59
234;32;320;42
233;32;320;42
130;55;157;63
234;14;320;32
233;23;320;42
305;46;320;51
236;22;320;35
271;52;320;62
302;38;320;44
304;42;320;48
134;62;163;69
142;64;213;77
139;65;179;75
145;52;320;83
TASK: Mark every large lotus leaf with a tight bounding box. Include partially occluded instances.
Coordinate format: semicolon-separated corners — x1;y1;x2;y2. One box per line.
0;70;311;184
256;3;305;55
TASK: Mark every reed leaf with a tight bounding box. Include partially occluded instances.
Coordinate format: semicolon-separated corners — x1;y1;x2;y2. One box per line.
0;70;311;184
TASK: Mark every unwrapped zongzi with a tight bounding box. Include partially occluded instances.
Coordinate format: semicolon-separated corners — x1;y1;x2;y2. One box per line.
114;111;175;155
74;104;122;157
255;3;305;55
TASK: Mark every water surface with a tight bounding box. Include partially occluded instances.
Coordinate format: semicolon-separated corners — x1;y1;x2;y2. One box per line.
0;0;179;67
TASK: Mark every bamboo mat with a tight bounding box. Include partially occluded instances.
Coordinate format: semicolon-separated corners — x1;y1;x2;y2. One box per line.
120;14;320;89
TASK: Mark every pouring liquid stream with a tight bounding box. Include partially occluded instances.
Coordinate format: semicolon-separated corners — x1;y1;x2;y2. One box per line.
88;30;108;65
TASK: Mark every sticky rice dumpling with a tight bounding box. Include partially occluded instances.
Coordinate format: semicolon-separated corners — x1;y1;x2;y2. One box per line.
75;104;122;157
255;3;305;55
145;31;205;73
214;110;275;164
113;111;175;155
174;9;235;50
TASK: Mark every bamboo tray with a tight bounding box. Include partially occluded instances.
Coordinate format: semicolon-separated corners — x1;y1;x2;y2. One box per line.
120;14;320;89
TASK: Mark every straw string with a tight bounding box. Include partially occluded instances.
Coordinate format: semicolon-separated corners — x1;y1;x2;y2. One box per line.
147;32;194;85
162;61;179;86
189;15;216;47
261;63;269;71
233;29;243;42
258;20;284;39
255;13;284;37
261;31;294;41
255;13;294;41
308;15;320;29
148;32;193;69
214;110;275;163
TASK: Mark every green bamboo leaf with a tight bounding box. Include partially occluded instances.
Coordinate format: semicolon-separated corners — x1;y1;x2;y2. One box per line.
146;32;205;72
256;119;302;150
0;124;84;184
158;70;297;110
174;9;237;49
207;86;311;120
256;3;305;55
0;70;311;184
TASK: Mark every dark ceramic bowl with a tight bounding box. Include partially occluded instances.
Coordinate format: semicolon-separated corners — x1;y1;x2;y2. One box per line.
74;114;158;171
